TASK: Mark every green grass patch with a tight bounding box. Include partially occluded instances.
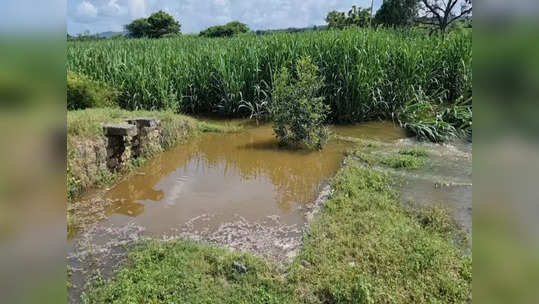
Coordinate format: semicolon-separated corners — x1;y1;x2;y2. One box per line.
82;240;292;304
287;163;471;303
399;146;430;157
381;153;426;169
347;148;427;170
81;162;471;304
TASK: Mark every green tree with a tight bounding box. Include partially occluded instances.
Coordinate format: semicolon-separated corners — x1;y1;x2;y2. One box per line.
125;18;151;38
147;10;181;38
326;6;371;29
375;0;419;27
200;21;249;38
325;10;347;29
346;5;372;27
125;11;180;38
271;56;330;150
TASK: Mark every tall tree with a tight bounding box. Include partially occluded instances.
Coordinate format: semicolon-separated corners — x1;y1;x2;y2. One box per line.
375;0;420;27
125;11;181;38
147;10;181;38
125;18;151;38
418;0;472;33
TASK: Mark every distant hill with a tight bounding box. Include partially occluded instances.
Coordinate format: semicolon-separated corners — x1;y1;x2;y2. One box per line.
255;25;328;35
96;31;127;38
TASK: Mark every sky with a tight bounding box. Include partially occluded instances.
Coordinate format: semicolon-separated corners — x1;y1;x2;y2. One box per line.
67;0;385;35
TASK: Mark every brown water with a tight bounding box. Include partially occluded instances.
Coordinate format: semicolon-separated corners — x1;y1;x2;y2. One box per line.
91;122;405;237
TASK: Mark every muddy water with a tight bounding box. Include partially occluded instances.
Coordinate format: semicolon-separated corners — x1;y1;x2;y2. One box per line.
68;122;405;302
83;122;405;238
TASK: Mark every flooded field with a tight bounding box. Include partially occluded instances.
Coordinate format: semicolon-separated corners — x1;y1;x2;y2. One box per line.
67;121;472;302
69;121;405;239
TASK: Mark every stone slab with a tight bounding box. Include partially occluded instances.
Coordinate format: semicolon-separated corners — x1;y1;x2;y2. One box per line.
126;117;160;128
103;123;137;137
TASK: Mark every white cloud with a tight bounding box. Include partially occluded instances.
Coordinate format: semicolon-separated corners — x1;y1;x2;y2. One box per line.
68;0;384;35
214;0;228;7
128;0;147;18
76;1;98;19
101;0;123;17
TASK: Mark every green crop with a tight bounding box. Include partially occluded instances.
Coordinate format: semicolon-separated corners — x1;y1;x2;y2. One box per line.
68;28;472;139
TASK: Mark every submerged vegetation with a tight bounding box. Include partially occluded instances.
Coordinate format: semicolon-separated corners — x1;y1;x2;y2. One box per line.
68;28;472;141
82;161;471;303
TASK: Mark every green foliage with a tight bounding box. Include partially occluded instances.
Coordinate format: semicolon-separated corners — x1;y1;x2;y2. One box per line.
381;153;425;169
82;240;292;304
200;21;249;38
271;56;329;149
375;0;419;27
399;146;430;157
399;89;472;142
348;148;427;169
326;5;372;29
124;18;151;38
67;72;117;110
125;10;180;38
68;28;472;141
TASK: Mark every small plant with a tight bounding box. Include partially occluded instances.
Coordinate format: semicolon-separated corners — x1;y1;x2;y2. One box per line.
381;154;425;169
399;146;429;157
271;56;330;149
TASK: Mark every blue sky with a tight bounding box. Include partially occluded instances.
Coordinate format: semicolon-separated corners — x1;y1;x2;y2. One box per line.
67;0;385;35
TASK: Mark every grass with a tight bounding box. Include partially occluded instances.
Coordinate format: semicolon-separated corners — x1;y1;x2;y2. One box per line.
399;146;430;157
68;28;472;141
347;147;428;170
381;154;426;169
81;161;471;304
82;241;292;304
67;108;237;202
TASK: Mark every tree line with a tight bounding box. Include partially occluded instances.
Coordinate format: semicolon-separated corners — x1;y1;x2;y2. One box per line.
327;0;472;33
85;1;471;40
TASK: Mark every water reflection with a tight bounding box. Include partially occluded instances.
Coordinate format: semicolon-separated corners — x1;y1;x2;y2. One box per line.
99;122;404;235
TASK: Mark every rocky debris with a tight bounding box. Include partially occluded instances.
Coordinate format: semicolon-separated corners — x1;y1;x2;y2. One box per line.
175;214;303;263
232;261;248;273
102;123;137;137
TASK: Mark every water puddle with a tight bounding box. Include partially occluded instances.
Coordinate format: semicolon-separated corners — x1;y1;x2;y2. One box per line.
71;121;457;302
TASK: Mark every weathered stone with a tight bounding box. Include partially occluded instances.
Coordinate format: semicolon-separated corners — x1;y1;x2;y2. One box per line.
102;124;137;137
232;261;247;274
126;117;160;128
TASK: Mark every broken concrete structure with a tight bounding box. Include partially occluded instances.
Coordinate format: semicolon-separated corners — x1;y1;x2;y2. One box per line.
126;117;162;157
102;117;162;171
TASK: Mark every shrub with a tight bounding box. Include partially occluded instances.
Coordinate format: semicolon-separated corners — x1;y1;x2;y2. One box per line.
67;72;117;110
199;21;249;38
271;56;330;149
